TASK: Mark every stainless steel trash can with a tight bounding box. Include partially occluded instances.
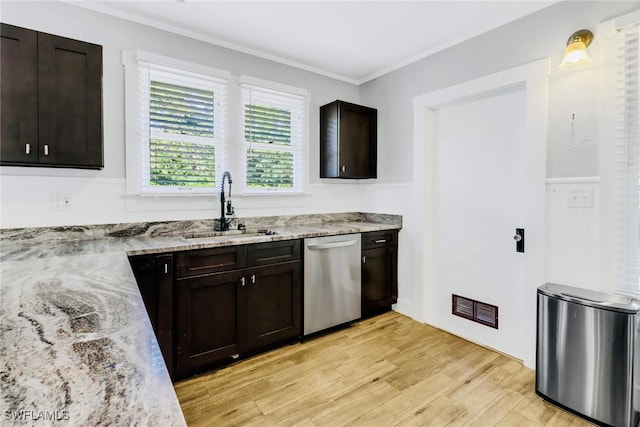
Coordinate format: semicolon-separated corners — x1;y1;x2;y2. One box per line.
536;283;640;427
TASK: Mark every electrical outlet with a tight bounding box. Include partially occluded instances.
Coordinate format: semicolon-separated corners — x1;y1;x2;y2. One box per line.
50;194;72;211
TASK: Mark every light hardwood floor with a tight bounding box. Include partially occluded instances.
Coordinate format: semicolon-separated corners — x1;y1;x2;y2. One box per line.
174;311;593;427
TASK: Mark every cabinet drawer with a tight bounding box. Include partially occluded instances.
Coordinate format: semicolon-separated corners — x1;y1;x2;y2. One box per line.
176;246;247;278
247;240;301;267
362;231;397;249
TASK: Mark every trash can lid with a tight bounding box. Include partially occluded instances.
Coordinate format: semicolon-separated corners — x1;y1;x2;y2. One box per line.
538;283;640;314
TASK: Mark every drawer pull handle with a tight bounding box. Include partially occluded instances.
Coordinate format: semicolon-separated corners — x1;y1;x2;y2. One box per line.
164;263;168;274
307;240;359;250
25;143;31;155
362;256;366;264
241;277;245;287
44;145;49;156
374;239;387;244
251;274;256;284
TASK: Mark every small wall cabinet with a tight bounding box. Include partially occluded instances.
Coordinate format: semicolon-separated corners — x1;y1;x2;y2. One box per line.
361;230;398;318
320;100;377;179
0;23;103;169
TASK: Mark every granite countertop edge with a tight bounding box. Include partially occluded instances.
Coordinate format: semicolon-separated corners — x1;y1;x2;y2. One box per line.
126;220;402;256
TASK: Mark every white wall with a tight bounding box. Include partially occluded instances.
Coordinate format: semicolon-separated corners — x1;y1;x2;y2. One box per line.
0;0;371;228
359;0;639;363
545;178;600;290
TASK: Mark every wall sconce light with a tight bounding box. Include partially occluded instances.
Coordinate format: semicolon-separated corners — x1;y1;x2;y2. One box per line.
559;29;594;70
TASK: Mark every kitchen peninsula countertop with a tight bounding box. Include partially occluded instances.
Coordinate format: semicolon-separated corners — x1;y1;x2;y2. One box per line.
0;212;401;426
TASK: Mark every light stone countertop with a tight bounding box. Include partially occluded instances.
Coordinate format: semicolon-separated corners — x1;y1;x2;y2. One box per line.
0;213;401;426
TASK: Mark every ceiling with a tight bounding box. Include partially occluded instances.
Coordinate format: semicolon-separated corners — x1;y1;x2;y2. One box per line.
75;0;557;84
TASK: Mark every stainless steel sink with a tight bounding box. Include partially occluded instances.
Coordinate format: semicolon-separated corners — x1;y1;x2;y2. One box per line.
182;230;277;243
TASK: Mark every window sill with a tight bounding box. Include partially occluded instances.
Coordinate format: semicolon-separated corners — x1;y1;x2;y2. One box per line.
124;192;217;198
238;191;311;197
124;191;311;198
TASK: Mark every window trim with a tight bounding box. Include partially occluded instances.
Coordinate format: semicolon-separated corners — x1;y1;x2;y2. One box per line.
122;50;230;196
613;15;640;292
122;52;310;198
238;76;310;196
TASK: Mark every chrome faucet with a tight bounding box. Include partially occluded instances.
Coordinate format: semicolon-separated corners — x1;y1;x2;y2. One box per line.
218;171;235;231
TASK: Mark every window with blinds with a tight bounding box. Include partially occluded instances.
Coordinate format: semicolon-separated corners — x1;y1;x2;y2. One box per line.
140;63;227;194
241;84;307;193
616;21;640;291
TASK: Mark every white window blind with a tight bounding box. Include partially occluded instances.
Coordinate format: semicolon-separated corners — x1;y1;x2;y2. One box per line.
241;83;307;193
616;22;640;291
137;62;228;194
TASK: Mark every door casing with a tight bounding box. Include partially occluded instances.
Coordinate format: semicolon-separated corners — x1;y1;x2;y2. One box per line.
413;59;550;368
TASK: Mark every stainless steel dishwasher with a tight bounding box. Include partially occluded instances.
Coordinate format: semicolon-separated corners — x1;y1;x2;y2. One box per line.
304;233;361;335
536;283;640;427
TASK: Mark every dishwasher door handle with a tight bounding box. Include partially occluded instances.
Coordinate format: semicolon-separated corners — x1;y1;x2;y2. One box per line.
306;240;359;250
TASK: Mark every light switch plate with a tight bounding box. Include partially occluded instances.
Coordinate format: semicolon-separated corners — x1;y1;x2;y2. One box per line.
567;188;593;208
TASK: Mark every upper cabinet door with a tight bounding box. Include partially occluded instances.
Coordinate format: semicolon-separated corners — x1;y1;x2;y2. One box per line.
338;102;377;178
0;24;103;169
37;32;103;168
0;24;38;164
320;100;377;179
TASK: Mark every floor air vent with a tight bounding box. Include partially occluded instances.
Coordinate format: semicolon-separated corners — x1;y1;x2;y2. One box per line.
452;295;498;329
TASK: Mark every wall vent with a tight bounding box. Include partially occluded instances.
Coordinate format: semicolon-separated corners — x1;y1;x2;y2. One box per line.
452;295;498;329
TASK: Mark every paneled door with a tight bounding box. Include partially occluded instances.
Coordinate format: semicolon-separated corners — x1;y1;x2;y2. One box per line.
433;85;527;360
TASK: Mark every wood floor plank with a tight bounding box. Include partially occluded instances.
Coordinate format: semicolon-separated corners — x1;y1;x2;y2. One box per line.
310;378;396;426
465;390;526;427
396;394;464;426
382;371;458;420
496;411;543;427
175;311;592;427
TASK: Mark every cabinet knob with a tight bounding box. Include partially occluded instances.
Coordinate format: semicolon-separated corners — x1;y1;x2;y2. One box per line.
44;145;49;156
25;143;31;155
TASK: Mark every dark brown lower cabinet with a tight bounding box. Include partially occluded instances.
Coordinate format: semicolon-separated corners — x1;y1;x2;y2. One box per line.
175;270;245;375
128;254;174;376
170;240;302;378
246;262;301;350
361;231;398;318
175;261;301;378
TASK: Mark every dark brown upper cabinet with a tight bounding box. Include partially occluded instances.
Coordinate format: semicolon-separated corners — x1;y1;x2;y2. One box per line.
0;23;103;169
320;100;377;179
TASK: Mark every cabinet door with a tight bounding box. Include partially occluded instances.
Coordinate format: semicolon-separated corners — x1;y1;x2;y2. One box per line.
175;270;245;375
37;32;103;168
0;24;38;164
338;103;377;179
245;262;301;350
362;246;397;318
128;254;174;376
